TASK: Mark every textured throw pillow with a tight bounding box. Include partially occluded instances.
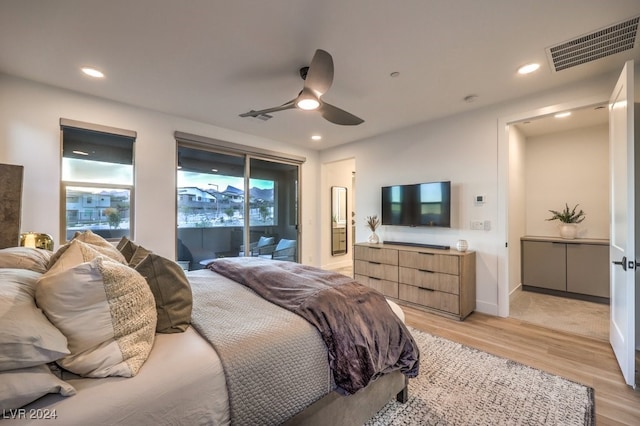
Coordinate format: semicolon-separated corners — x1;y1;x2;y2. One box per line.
116;236;138;263
134;253;192;333
46;239;104;276
0;269;69;371
0;247;52;274
0;364;76;411
36;257;157;377
47;230;126;269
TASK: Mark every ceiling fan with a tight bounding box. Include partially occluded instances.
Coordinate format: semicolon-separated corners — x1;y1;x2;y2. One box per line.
239;49;364;126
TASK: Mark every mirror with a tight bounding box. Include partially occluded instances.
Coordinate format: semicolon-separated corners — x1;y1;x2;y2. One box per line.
331;186;347;255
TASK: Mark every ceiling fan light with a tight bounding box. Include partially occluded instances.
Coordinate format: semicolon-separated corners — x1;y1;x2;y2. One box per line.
297;97;320;110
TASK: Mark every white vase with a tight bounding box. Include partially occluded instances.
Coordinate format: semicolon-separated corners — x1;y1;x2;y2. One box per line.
455;239;468;252
368;231;380;244
559;223;578;239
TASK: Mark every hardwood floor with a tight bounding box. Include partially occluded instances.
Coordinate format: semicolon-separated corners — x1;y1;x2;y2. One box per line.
403;306;640;425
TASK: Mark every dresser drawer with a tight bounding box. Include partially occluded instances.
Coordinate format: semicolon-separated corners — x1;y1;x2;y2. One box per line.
399;283;459;315
398;267;459;294
354;245;398;265
399;251;458;275
354;260;398;282
355;274;399;298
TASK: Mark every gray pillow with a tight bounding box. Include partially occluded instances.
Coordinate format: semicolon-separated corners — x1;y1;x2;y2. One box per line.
0;247;52;274
116;236;139;263
134;253;192;333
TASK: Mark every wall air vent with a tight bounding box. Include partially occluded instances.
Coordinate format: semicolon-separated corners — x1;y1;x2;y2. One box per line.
546;16;639;72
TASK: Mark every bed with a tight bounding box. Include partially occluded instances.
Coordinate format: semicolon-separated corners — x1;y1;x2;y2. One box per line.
0;232;419;425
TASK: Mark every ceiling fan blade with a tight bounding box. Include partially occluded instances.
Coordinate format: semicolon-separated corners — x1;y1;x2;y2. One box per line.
239;99;296;117
304;49;334;97
319;102;364;126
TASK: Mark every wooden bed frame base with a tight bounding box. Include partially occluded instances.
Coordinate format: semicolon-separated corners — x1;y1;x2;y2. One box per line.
283;371;408;426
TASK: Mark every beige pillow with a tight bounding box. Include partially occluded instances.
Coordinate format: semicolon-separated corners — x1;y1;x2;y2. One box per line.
0;247;52;274
134;253;192;333
48;230;126;269
36;257;157;377
0;269;69;370
0;364;76;411
46;239;104;276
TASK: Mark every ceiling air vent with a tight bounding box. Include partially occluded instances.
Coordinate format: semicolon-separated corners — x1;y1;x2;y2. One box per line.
546;16;639;72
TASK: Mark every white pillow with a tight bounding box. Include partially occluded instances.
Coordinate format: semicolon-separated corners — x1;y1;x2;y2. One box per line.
0;269;69;371
36;257;157;377
0;364;76;411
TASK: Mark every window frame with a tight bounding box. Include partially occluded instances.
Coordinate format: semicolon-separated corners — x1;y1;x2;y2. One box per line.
59;119;136;244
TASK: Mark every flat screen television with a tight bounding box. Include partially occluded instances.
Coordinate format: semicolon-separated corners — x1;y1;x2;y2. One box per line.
381;181;451;227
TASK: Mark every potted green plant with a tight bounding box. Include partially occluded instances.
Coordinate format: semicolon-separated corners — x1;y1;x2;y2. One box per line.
546;203;585;239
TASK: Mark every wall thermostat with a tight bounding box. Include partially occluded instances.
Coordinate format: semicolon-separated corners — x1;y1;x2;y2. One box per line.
474;195;485;206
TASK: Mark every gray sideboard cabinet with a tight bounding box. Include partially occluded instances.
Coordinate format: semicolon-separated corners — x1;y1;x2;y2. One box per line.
520;236;610;303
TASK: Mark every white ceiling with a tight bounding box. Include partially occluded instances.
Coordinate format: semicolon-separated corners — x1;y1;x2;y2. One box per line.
1;1;639;149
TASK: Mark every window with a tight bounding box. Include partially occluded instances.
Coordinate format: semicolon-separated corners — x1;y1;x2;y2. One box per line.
175;132;304;269
60;119;136;243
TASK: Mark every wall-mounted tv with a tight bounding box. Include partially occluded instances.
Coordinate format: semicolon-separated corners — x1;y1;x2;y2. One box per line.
381;181;451;227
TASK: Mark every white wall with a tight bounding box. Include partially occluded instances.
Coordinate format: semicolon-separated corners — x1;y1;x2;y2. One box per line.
508;125;526;295
321;70;619;316
0;75;321;264
525;124;609;238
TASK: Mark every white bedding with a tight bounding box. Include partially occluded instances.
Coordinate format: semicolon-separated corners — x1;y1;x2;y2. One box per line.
5;327;229;425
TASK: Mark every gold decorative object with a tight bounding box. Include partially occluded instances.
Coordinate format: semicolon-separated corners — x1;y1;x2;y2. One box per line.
19;232;54;251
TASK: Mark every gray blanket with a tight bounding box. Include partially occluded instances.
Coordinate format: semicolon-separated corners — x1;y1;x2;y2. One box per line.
187;270;331;426
208;257;420;395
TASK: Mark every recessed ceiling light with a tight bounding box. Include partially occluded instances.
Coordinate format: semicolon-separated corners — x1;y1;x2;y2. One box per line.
81;67;105;78
390;71;400;78
72;150;89;156
554;112;572;118
463;94;478;103
211;168;218;173
517;63;540;75
311;135;322;141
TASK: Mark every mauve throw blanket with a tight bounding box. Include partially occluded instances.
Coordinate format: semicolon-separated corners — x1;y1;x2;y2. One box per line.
208;257;420;395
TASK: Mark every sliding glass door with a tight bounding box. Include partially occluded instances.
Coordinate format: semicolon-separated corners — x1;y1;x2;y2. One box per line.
176;143;300;270
248;158;299;262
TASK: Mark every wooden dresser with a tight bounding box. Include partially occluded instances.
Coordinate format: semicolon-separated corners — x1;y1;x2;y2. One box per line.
354;242;476;320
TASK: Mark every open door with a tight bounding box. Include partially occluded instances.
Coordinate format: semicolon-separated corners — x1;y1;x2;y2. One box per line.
609;60;636;388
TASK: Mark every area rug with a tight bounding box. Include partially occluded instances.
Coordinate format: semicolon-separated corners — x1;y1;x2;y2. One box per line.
367;327;595;425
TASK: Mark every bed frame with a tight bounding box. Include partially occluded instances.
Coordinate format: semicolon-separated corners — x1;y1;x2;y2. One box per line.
283;371;408;425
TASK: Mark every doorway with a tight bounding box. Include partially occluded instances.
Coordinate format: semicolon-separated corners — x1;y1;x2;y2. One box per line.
501;102;611;340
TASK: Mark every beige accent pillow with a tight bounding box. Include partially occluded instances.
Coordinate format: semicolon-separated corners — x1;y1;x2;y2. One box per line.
36;257;157;377
134;253;193;333
0;247;52;273
46;239;104;276
0;364;76;411
47;230;126;269
0;269;69;370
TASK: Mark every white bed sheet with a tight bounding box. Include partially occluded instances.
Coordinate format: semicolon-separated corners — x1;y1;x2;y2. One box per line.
5;327;229;425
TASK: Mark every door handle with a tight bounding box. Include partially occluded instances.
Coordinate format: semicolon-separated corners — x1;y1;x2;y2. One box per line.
613;256;627;271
